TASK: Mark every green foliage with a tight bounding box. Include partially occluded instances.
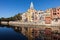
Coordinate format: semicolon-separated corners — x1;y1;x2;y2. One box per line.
0;13;22;21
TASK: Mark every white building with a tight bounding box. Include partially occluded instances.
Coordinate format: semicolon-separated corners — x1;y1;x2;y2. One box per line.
38;10;45;22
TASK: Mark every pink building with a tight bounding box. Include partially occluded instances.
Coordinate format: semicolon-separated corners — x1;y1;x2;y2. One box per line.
51;7;60;20
45;7;60;24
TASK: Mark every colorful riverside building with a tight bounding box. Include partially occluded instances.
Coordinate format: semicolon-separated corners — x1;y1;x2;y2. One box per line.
26;2;37;22
21;2;60;24
45;9;51;24
38;10;45;23
51;7;60;20
22;2;57;24
22;2;45;22
22;2;37;22
45;7;60;23
45;7;60;24
22;2;60;24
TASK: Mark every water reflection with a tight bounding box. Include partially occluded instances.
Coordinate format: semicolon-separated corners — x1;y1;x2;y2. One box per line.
0;25;60;40
0;26;28;40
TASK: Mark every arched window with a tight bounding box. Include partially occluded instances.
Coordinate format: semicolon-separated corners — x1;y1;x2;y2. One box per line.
53;13;56;15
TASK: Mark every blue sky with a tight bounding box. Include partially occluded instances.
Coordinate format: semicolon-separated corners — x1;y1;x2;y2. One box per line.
0;0;60;18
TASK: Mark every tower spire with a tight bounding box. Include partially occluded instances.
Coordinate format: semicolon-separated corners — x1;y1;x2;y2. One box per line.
30;2;34;9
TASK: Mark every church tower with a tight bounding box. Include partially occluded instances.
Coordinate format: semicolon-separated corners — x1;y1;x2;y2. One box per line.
30;2;34;9
22;2;37;22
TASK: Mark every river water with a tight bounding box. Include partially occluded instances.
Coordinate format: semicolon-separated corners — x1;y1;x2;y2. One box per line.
0;26;28;40
1;26;59;40
0;26;44;40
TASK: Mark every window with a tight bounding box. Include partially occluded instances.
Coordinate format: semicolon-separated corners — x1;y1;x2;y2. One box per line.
32;13;34;16
35;12;37;14
53;13;56;15
39;13;40;14
57;9;59;11
32;16;34;19
55;18;58;22
57;13;59;14
25;18;28;22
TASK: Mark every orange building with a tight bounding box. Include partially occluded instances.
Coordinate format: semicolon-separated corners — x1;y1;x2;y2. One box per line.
45;17;51;24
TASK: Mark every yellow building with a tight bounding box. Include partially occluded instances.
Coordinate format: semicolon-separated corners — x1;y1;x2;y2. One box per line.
22;2;37;22
45;9;51;17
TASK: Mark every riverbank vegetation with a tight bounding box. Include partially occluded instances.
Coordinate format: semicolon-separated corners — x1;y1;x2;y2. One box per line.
0;13;22;21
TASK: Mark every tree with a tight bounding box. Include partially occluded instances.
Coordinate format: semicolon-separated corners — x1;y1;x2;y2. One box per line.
0;13;22;21
16;13;22;20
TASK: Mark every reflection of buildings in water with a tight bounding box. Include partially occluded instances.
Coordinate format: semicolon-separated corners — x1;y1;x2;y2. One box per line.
10;26;60;40
13;27;22;33
0;24;60;40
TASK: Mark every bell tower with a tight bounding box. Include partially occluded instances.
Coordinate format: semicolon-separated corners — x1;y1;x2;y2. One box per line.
30;2;34;9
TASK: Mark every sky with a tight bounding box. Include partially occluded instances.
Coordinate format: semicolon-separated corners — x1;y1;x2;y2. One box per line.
0;0;60;18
